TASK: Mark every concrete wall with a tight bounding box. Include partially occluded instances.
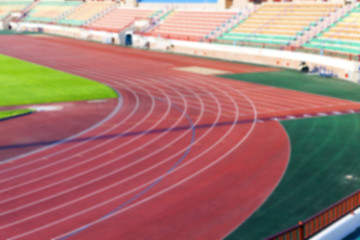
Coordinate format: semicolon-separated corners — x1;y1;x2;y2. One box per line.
13;22;121;44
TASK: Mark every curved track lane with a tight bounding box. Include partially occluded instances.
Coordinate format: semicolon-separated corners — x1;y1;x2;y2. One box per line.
1;35;357;239
0;100;118;163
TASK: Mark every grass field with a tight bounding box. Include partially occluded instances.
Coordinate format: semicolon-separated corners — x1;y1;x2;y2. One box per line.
221;70;360;239
0;109;33;120
0;54;117;107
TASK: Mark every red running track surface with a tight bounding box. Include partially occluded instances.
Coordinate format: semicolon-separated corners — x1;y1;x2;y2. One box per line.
0;100;118;162
0;35;359;240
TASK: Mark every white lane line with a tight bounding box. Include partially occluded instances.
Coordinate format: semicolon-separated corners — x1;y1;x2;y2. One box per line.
0;69;195;185
2;45;256;240
50;84;257;240
0;87;151;190
0;93;127;175
0;84;164;200
0;95;123;167
0;59;226;220
0;66;212;218
0;52;174;173
0;63;214;193
3;56;248;238
0;77;207;230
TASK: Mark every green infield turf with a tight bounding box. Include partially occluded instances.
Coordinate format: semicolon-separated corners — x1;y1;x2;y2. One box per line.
226;113;360;240
0;109;33;120
0;54;117;107
219;70;360;102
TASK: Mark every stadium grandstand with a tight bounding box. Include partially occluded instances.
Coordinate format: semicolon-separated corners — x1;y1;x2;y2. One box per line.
1;0;360;240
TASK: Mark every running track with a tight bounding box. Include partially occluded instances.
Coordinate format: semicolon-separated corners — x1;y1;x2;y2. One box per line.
0;35;360;240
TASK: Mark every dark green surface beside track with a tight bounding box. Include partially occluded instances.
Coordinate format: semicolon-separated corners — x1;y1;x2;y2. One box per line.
222;70;360;239
226;114;360;240
219;70;360;102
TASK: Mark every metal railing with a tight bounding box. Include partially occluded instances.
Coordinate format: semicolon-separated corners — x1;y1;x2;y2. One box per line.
266;190;360;240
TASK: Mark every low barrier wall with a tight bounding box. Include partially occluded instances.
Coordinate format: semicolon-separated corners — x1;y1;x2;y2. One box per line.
146;38;360;83
13;22;120;44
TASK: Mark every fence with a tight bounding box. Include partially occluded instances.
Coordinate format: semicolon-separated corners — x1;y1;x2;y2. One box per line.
266;190;360;240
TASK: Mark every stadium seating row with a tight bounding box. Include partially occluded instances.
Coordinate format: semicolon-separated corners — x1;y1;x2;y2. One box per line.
145;10;239;41
218;3;340;48
0;1;32;20
304;4;360;55
25;1;81;23
90;8;159;32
